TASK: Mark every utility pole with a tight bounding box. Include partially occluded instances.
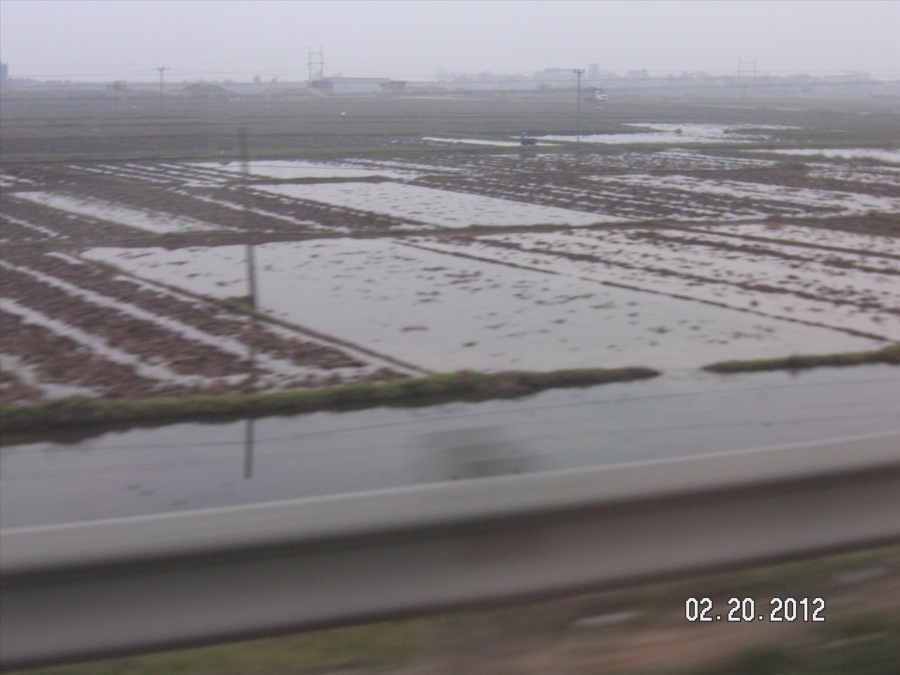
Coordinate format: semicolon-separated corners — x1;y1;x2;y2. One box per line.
572;68;585;142
244;419;255;480
238;128;258;311
239;127;259;392
737;57;756;103
153;66;168;105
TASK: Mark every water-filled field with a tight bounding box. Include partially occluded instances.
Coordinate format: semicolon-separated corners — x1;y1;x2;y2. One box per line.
2;90;897;402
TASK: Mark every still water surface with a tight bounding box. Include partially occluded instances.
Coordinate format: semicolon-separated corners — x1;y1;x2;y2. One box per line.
2;366;898;528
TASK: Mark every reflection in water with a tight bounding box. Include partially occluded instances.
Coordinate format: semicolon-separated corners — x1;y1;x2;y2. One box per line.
417;426;546;481
1;366;898;528
244;418;254;480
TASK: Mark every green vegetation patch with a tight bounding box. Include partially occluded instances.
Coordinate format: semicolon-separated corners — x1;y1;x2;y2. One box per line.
702;343;900;374
691;611;900;675
0;367;659;434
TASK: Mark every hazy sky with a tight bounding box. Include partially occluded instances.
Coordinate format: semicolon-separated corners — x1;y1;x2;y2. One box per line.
1;0;898;82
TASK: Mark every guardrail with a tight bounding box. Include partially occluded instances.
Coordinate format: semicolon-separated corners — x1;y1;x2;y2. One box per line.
2;432;899;670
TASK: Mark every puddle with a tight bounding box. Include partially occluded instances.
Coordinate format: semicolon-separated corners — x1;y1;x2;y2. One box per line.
590;174;900;216
423;137;557;147
254;182;613;228
747;148;900;164
687;223;900;257
13;192;223;234
191;159;418;181
540;123;797;145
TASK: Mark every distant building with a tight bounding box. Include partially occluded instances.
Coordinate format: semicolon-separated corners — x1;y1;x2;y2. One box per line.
309;77;407;94
1;63;9;88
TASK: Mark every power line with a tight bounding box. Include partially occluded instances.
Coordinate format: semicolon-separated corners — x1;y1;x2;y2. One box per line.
9;374;898;456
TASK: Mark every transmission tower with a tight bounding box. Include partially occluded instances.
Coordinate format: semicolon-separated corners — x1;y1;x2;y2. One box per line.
737;57;757;101
308;47;324;82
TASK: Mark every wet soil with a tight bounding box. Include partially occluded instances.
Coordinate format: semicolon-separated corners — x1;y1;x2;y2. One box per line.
2;91;897;404
0;240;406;404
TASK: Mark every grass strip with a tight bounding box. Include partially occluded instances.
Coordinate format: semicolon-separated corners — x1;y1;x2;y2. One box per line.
691;611;900;675
702;343;900;374
0;367;659;434
23;545;900;675
0;139;582;166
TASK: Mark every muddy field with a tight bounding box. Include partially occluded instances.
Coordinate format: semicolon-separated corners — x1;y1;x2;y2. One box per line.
1;89;898;404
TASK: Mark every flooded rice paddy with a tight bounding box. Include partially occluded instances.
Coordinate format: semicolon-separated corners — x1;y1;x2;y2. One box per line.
84;236;885;372
1;97;898;533
1;132;898;401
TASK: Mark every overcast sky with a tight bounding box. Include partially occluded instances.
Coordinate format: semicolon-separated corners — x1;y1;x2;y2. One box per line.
1;0;898;82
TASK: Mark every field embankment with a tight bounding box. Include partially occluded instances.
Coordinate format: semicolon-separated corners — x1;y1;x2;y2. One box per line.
703;343;900;373
0;366;659;433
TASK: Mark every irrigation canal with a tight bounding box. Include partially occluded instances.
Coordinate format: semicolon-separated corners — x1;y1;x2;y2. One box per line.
1;365;898;529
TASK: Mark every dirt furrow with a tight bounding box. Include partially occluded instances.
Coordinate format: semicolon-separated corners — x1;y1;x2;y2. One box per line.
619;229;900;275
475;236;899;314
2;249;371;370
1;267;254;378
1;195;147;241
0;309;176;402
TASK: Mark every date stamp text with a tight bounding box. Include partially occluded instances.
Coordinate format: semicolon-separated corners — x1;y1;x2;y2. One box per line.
685;597;826;622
